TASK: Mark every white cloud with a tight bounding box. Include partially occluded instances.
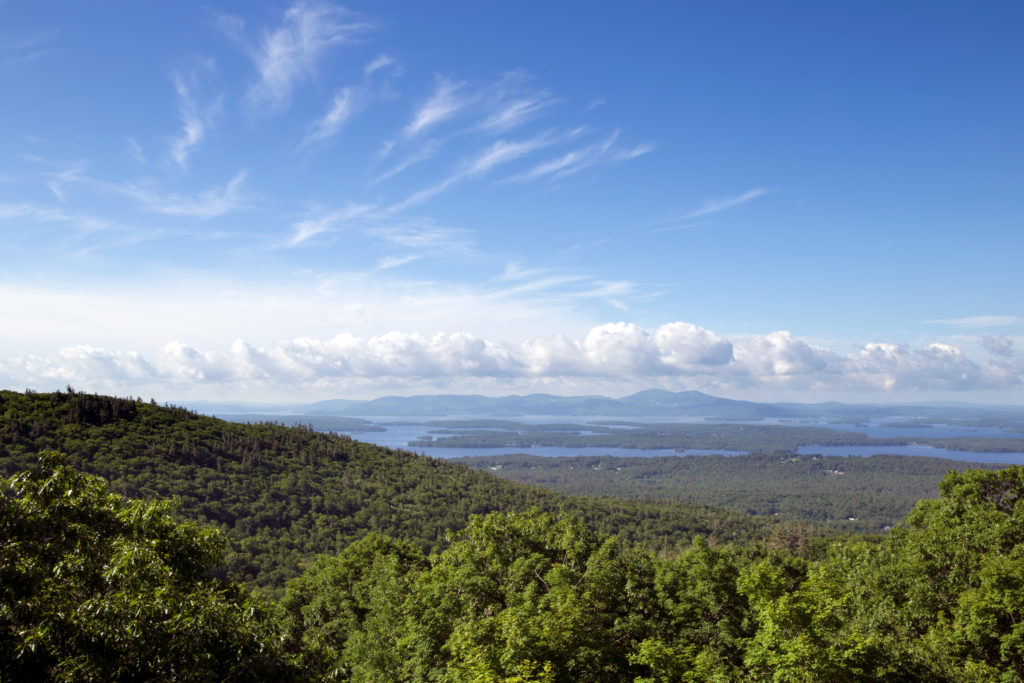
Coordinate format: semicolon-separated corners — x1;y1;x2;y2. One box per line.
376;254;420;270
302;87;355;146
365;53;395;75
405;76;467;136
983;335;1016;358
5;323;1024;399
370;223;475;256
682;187;767;220
125;171;247;217
45;165;87;202
480;96;551;132
0;202;113;232
655;322;734;368
390;135;552;211
734;331;829;377
247;2;371;111
170;73;208;168
8;346;156;386
286;202;377;246
468;137;549;175
927;315;1023;328
843;342;982;391
371;140;441;184
510;130;651;183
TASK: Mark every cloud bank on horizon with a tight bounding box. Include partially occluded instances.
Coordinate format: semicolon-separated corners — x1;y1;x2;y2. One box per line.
2;323;1021;403
0;2;1021;403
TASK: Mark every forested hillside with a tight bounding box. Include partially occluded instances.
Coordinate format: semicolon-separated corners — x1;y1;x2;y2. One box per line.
5;452;1024;680
0;389;768;590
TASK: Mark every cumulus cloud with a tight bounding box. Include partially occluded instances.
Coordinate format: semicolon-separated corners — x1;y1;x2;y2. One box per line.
655;322;734;368
983;335;1016;358
8;323;1021;400
843;342;982;391
734;331;829;377
6;346;156;388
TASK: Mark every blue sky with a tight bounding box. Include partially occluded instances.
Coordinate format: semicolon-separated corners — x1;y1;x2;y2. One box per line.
1;1;1022;403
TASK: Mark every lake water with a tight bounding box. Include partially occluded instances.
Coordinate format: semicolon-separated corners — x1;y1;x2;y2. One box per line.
795;445;1024;465
341;421;744;459
295;414;1024;465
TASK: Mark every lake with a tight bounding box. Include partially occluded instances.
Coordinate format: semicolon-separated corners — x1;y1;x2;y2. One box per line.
334;416;1024;465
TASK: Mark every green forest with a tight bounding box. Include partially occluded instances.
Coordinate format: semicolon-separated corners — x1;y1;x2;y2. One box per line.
452;452;1003;533
4;389;1024;680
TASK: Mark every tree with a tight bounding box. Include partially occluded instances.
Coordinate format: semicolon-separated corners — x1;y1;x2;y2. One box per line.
278;532;428;680
0;452;297;681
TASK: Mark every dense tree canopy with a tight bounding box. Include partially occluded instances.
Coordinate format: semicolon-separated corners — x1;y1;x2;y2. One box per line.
0;452;297;681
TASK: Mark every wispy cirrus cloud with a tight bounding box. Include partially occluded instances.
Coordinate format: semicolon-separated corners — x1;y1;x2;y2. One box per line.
300;52;401;150
480;95;553;132
365;53;395;76
405;76;468;136
647;187;768;233
682;187;767;219
125;171;248;217
126;138;145;165
1;30;59;69
370;222;475;256
169;71;221;168
390;134;553;211
0;202;114;233
479;71;555;132
372;139;442;184
376;254;420;270
244;2;372;111
927;315;1024;328
508;130;652;184
45;165;87;202
285;202;377;247
302;87;355;146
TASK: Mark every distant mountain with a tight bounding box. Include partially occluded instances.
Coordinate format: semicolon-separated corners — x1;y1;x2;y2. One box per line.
300;389;788;418
187;389;1024;426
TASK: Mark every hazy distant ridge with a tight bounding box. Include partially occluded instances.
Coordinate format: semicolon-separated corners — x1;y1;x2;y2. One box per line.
303;390;789;418
196;389;1024;422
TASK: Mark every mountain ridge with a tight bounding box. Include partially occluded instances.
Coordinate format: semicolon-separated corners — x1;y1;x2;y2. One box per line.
193;389;1024;422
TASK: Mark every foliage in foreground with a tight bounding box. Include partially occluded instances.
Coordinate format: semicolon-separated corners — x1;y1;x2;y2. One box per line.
276;465;1024;680
6;451;1024;680
0;452;298;681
